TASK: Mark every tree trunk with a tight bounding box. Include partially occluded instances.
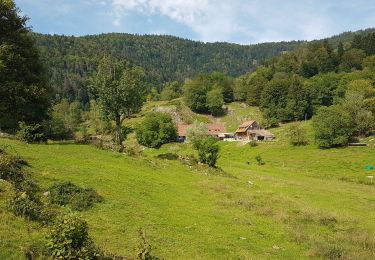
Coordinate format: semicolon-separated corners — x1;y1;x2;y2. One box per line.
115;117;124;152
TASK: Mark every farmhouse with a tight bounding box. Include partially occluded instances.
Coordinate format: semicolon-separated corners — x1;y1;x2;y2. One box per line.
235;120;275;141
177;123;226;142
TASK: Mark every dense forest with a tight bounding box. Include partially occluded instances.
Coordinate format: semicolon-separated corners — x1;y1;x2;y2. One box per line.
33;33;301;102
32;29;375;102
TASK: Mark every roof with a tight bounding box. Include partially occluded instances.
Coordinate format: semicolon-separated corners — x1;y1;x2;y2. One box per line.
177;123;226;137
207;123;226;136
239;120;256;128
178;124;190;137
248;129;275;137
236;120;257;133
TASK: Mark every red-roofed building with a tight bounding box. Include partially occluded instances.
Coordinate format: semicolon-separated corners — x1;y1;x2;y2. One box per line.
177;123;226;142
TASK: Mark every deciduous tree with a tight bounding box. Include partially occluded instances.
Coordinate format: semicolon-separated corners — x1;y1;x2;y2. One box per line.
90;56;146;151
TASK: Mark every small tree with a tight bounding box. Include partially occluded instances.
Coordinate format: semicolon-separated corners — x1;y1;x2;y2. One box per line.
90;56;146;152
136;112;177;148
185;121;208;146
312;106;353;148
194;137;219;167
287;123;309;146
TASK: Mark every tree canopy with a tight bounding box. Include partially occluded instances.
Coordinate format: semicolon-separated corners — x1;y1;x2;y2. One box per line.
0;0;52;131
90;56;146;150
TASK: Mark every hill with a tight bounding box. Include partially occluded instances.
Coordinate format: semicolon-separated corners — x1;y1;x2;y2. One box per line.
1;102;375;258
32;28;375;101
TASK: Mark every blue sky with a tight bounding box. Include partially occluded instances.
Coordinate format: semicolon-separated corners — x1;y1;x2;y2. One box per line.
15;0;375;44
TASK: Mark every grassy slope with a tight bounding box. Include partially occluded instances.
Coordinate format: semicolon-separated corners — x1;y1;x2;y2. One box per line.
220;103;263;132
1;103;375;259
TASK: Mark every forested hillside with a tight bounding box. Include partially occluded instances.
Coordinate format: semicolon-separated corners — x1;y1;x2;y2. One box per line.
33;33;301;101
32;28;374;102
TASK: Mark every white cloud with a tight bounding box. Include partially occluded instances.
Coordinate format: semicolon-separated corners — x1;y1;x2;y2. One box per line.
19;0;374;43
109;0;242;42
107;0;339;43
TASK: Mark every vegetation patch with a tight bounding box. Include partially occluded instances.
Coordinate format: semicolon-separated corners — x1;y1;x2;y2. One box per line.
156;153;179;160
46;213;101;259
48;181;103;211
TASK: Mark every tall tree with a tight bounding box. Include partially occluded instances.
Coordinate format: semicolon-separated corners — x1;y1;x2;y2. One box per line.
0;0;51;131
90;56;146;151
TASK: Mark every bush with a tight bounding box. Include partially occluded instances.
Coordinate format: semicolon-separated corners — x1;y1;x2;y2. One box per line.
49;182;103;211
287;123;309;146
0;150;40;195
255;154;265;165
0;151;25;185
8;192;43;221
124;143;143;157
249;140;258;147
47;213;100;259
194;137;220;167
312;106;353;148
136;112;177;148
16;122;47;143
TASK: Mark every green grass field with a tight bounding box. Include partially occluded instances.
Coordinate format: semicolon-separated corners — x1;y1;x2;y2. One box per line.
1;119;374;259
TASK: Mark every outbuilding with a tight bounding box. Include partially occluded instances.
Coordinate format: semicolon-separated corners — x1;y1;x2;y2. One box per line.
235;120;275;141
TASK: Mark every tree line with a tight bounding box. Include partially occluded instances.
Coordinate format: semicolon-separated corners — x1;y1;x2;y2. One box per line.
31;29;375;104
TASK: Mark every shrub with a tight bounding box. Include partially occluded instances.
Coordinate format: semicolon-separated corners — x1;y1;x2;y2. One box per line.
49;182;103;211
255;154;265;165
124;143;143;157
47;213;100;259
8;192;43;221
312;106;353;148
287;123;309;146
194;137;220;167
249;140;258;147
16;122;47;143
0;152;25;185
136;112;177;148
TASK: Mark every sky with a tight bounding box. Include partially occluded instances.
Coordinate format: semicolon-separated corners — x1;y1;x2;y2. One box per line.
15;0;375;44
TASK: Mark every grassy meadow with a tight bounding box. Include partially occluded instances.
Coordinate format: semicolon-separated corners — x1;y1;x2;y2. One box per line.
1;118;374;259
